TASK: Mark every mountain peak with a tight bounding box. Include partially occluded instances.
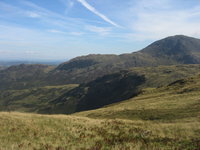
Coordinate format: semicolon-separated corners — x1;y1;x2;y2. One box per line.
142;35;200;60
164;35;199;40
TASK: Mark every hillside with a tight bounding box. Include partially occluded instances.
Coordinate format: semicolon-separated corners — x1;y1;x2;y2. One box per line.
0;64;55;90
0;66;5;70
0;65;200;114
38;64;200;114
52;35;200;84
0;84;78;113
75;73;200;121
1;73;200;150
1;64;200;114
1;112;199;150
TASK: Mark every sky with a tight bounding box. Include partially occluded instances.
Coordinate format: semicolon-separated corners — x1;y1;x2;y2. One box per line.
0;0;200;60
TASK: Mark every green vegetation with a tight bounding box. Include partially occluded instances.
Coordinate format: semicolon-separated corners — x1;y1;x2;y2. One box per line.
0;64;55;90
1;64;200;114
39;64;200;114
0;84;78;113
75;73;200;121
130;64;200;87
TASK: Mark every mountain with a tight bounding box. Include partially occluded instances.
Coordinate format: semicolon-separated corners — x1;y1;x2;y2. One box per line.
0;35;200;90
52;35;200;84
141;35;200;64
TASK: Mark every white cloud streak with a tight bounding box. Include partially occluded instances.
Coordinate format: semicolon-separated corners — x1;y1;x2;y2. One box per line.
77;0;120;27
86;25;111;35
26;11;41;18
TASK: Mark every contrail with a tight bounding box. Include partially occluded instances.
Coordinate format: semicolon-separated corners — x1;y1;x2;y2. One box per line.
77;0;120;27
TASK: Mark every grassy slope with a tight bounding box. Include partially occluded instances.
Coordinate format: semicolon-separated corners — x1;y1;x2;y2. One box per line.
129;64;200;88
0;112;199;150
75;74;200;121
0;74;200;149
0;84;78;113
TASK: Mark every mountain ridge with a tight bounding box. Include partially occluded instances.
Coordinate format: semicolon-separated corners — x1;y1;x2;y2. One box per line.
52;35;200;84
0;35;200;90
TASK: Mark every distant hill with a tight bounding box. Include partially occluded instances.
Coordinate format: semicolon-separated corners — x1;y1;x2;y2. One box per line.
0;66;5;70
0;64;55;90
52;35;200;84
0;60;62;66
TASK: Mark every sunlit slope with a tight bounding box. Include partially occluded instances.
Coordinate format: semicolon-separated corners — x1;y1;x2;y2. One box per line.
75;74;200;121
0;112;199;150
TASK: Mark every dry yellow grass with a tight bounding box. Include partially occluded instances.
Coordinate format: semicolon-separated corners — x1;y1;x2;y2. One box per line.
0;111;199;150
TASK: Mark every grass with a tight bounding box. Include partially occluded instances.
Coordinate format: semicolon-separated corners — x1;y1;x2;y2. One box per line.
75;74;200;122
0;112;199;150
0;74;200;149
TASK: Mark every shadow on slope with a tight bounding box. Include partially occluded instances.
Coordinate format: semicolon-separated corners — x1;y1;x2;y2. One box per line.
75;73;200;122
38;71;145;114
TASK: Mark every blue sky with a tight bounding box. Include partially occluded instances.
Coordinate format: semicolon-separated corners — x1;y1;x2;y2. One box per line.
0;0;200;60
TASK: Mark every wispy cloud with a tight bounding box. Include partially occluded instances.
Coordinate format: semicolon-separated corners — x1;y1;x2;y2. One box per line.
70;32;84;36
26;11;41;18
47;29;84;36
59;0;74;14
86;25;111;35
77;0;120;27
122;0;200;41
47;29;66;34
